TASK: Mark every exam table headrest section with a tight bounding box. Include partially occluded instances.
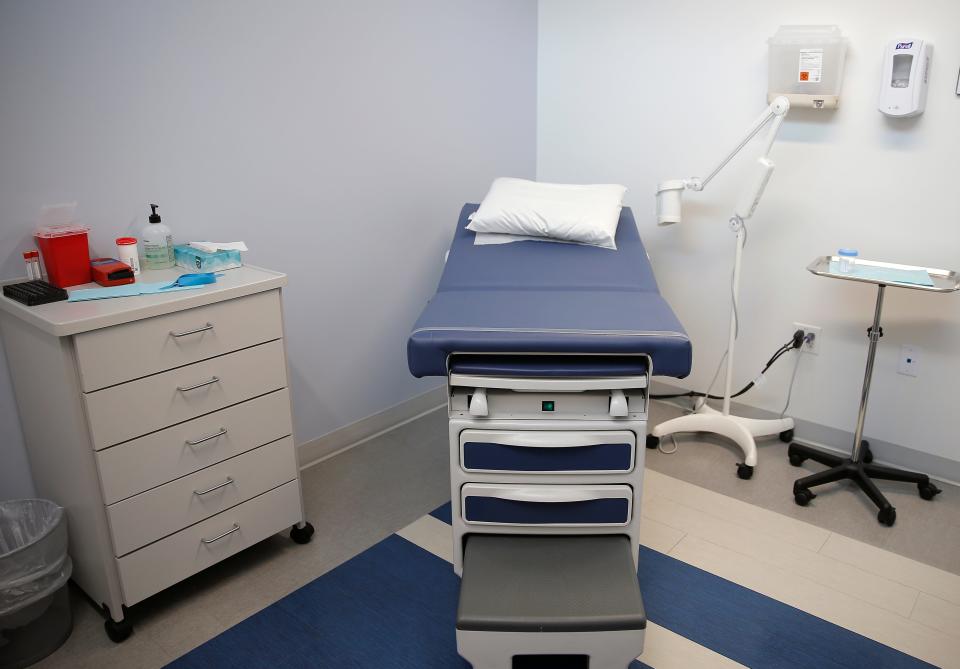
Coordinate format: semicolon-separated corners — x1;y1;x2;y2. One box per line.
406;205;692;379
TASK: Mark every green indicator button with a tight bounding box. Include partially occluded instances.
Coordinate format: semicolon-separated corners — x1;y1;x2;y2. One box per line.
541;400;555;412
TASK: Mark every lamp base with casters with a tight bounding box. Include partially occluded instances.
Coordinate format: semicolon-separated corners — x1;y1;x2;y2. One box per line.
788;442;940;526
649;403;794;478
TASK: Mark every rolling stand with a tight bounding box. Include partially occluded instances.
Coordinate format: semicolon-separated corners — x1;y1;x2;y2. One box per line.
788;257;959;526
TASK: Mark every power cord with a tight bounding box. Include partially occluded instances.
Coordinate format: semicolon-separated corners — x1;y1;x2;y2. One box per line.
651;328;805;402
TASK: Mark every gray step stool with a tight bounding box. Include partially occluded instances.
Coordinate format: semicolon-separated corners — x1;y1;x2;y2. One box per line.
457;534;646;669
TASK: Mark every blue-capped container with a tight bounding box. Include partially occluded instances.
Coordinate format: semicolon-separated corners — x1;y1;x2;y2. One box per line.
837;248;858;274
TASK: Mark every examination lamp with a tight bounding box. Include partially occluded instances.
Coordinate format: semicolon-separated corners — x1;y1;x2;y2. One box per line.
649;95;792;479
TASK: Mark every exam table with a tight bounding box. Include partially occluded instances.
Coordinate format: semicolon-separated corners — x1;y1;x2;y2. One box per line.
408;204;691;669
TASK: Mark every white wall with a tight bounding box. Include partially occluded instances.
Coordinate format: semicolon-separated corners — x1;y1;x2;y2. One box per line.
0;0;537;498
539;1;960;466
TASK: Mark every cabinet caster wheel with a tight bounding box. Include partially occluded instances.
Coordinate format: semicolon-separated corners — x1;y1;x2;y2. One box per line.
779;429;794;443
105;617;133;643
290;522;315;544
860;440;873;464
877;506;896;527
794;489;815;506
646;434;660;450
788;453;805;467
918;482;941;501
736;463;754;480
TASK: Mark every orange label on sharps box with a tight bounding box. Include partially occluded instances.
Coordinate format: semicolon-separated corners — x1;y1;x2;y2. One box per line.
799;71;810;81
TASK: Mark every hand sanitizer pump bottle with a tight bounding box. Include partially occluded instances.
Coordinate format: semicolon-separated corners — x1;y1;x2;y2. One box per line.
141;203;174;269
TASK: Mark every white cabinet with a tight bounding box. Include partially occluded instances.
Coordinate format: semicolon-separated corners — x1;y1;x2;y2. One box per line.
0;265;313;641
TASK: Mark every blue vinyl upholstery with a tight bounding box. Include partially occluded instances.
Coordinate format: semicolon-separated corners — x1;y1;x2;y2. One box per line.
407;204;691;378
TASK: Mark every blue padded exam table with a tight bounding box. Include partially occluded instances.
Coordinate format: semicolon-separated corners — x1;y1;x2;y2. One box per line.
406;203;691;669
408;204;692;379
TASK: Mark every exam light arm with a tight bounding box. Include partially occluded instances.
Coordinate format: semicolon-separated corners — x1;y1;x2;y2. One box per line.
656;96;790;225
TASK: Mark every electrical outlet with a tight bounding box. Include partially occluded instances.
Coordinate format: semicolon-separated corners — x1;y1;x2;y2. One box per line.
793;322;821;354
898;345;920;376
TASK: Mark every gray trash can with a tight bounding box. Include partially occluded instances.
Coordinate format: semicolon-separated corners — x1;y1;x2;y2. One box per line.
0;499;73;669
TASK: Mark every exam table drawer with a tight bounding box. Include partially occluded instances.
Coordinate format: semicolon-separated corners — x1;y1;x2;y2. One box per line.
460;430;636;474
75;289;283;392
85;339;287;450
116;480;302;606
96;389;293;505
107;436;297;556
461;484;632;527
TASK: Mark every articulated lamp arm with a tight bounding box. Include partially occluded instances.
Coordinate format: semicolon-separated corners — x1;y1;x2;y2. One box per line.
656;96;790;225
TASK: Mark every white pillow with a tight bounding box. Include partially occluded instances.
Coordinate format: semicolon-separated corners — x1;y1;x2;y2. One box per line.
466;177;627;250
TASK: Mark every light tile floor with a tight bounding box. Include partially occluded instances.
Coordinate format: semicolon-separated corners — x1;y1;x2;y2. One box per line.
31;403;960;668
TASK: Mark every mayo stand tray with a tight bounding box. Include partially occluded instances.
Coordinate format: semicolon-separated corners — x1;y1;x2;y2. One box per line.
787;257;959;526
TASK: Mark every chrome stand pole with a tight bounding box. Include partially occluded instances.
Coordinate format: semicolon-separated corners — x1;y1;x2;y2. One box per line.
851;284;885;463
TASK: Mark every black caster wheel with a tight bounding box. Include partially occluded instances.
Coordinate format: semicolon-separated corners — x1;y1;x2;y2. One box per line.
794;489;815;506
779;429;794;443
646;434;660;450
104;617;133;643
736;463;754;480
877;506;896;527
860;440;873;464
918;482;941;501
290;522;315;544
788;453;805;467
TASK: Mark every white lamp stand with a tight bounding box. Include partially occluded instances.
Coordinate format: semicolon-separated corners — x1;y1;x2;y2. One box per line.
650;96;794;480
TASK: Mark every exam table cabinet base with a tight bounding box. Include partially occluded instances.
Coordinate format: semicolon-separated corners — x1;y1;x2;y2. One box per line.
99;523;314;642
788;441;941;527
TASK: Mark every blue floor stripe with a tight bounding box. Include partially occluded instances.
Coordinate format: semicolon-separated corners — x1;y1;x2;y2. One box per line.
168;503;933;669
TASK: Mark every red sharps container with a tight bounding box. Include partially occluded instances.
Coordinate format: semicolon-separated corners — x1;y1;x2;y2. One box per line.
34;224;92;288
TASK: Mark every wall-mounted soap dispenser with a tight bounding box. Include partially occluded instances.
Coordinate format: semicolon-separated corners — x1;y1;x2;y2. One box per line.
878;39;932;117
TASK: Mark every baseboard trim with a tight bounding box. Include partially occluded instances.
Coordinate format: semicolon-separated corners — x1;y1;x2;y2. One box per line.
297;386;446;470
650;380;960;487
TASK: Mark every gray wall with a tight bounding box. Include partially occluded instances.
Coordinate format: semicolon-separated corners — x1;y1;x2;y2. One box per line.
0;0;538;498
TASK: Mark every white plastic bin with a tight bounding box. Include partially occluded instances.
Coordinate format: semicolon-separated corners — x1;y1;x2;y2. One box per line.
768;25;848;109
0;500;73;669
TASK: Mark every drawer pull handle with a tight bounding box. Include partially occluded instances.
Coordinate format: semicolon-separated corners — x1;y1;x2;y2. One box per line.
177;376;220;392
194;477;234;496
186;428;228;446
170;322;214;338
201;523;240;544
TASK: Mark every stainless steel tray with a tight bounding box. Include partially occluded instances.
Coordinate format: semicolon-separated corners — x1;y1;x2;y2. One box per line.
807;256;960;293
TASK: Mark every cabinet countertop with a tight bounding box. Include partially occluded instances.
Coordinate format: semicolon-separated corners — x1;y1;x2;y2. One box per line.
0;265;286;337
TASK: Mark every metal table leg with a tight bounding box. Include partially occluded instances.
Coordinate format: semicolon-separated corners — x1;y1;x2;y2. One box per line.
851;285;885;463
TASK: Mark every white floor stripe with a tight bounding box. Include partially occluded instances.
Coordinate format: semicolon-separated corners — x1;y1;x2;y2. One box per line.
395;514;747;669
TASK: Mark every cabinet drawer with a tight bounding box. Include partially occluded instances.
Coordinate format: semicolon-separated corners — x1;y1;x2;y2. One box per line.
85;340;287;450
97;389;293;504
461;484;632;527
75;290;283;392
107;436;296;556
117;480;302;606
460;430;636;474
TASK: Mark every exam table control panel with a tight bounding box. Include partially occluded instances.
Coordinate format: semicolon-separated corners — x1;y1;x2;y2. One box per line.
0;266;312;641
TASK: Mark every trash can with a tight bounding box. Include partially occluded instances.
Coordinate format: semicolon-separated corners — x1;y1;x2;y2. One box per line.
0;500;73;669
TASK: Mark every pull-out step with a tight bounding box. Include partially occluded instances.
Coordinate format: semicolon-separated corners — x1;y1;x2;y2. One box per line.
457;534;645;669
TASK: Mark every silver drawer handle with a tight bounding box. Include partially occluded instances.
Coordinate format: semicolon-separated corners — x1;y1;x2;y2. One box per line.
185;428;228;446
177;376;220;392
193;477;234;496
170;322;214;338
201;523;240;544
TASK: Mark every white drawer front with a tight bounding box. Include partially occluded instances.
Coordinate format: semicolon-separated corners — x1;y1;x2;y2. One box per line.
107;436;297;556
85;340;287;450
75;290;283;392
117;480;302;606
97;389;293;504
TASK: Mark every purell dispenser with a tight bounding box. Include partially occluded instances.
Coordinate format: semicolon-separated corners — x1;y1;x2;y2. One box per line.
878;39;932;117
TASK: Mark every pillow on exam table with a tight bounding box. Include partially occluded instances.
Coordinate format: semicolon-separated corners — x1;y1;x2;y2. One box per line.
466;177;627;250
